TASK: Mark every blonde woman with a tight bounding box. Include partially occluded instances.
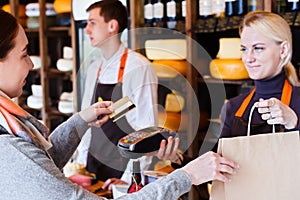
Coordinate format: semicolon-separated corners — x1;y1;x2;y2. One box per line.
220;11;300;138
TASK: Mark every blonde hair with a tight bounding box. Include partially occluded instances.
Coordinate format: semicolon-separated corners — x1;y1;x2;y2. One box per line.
239;11;300;86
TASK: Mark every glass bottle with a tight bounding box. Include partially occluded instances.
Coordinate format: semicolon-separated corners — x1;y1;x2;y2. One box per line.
127;160;143;193
144;0;154;26
199;0;213;19
166;0;180;29
213;0;226;18
274;0;286;13
225;0;236;17
153;0;165;26
181;0;186;20
234;0;247;15
286;0;299;11
247;0;257;12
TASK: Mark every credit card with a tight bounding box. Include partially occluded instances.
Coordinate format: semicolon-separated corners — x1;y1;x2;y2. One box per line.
109;96;136;122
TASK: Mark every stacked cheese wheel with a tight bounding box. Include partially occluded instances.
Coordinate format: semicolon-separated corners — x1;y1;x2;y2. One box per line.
209;38;249;80
145;39;188;131
25;3;57;28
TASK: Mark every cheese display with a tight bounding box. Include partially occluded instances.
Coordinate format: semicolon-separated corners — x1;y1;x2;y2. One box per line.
152;60;188;77
53;0;71;14
209;59;249;80
165;92;185;113
216;38;242;59
145;39;187;60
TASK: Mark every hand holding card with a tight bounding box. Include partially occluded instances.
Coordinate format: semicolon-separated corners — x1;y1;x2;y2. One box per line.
109;96;136;122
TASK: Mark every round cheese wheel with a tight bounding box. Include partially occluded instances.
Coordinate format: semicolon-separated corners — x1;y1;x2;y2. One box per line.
54;0;71;14
152;60;188;77
209;59;249;80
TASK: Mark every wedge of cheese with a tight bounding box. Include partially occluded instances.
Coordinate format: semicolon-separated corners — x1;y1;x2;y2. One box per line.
217;38;242;59
165;92;185;112
152;60;188;77
210;59;249;80
145;39;187;60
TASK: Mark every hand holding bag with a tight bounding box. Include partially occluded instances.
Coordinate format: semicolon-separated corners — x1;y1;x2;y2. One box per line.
210;103;300;200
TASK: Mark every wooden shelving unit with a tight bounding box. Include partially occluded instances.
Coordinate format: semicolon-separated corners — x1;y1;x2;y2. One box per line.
8;0;76;131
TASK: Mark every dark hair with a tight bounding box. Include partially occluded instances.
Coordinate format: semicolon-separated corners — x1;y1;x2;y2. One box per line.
0;10;19;60
86;0;128;34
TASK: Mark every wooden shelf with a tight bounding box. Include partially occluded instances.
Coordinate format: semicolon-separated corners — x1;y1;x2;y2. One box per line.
10;0;76;131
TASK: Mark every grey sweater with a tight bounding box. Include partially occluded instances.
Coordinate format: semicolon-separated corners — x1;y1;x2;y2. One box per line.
0;113;192;200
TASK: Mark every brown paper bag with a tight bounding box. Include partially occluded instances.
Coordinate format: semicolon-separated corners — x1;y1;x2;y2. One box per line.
210;105;300;200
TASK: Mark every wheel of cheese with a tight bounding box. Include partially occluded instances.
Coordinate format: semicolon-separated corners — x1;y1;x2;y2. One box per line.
209;59;249;80
53;0;71;14
152;60;188;77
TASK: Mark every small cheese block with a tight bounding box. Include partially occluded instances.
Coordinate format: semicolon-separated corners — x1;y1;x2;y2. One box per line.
58;100;74;114
53;0;71;14
165;92;185;112
152;60;188;77
57;58;73;72
60;91;73;101
217;38;242;59
210;59;249;80
145;39;187;60
63;46;73;59
31;84;43;97
27;95;43;109
30;55;51;70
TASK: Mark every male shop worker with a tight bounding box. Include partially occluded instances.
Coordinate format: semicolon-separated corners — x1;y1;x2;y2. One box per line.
75;0;174;187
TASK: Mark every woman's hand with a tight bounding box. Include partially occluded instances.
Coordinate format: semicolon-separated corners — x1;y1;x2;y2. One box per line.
79;101;113;127
155;136;180;162
101;178;128;191
180;151;239;185
257;98;298;129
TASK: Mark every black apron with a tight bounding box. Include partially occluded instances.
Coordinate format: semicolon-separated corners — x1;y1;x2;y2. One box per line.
86;49;135;181
231;80;292;137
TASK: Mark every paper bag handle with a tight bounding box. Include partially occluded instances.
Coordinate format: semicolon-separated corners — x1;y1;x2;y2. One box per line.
247;103;275;136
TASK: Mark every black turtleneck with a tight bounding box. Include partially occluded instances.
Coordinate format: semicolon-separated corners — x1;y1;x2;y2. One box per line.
220;70;300;138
